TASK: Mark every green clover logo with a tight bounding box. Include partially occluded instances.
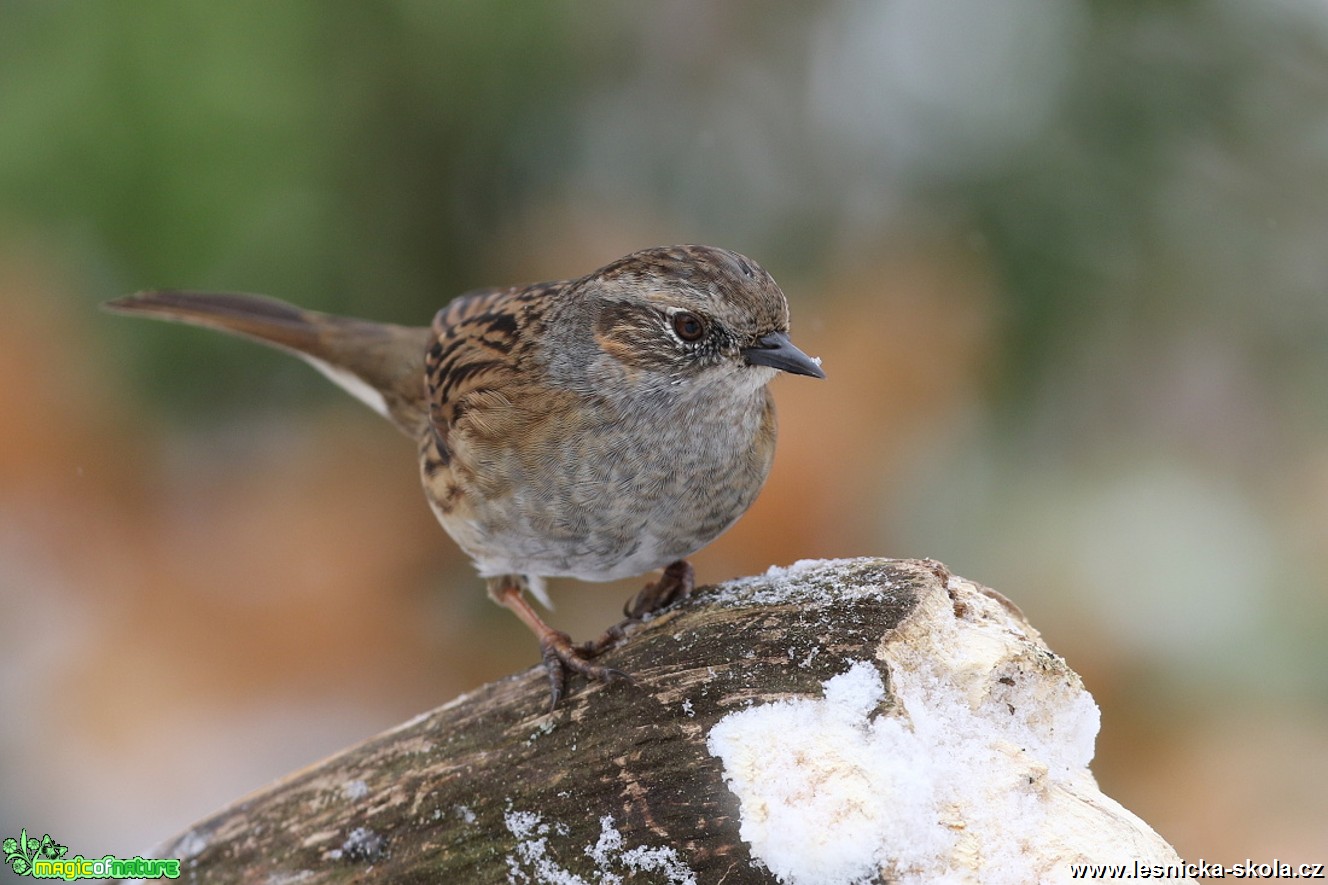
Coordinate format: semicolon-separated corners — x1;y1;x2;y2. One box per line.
4;829;34;876
3;828;64;877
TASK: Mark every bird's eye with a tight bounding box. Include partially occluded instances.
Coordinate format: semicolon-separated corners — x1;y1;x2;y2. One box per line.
672;311;705;342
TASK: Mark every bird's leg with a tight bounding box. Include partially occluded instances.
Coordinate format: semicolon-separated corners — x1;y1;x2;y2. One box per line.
580;560;695;656
625;559;695;619
488;576;629;710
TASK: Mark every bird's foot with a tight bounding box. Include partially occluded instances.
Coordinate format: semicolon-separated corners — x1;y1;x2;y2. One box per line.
579;560;696;658
487;575;632;710
540;630;631;711
624;559;695;619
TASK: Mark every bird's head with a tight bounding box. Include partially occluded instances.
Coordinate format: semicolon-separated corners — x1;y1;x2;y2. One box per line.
577;245;824;395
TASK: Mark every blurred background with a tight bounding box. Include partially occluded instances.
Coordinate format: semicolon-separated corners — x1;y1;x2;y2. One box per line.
2;0;1325;869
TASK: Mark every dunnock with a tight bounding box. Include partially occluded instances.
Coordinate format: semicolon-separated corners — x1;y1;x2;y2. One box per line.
106;245;824;706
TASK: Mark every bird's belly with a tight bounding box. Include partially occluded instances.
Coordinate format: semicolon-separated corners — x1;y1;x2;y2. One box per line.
471;527;690;583
428;404;774;582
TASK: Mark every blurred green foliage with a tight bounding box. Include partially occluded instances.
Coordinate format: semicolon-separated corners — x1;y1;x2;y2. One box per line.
7;0;1328;421
1;1;596;413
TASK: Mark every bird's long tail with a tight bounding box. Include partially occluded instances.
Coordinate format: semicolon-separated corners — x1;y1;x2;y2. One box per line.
104;290;433;437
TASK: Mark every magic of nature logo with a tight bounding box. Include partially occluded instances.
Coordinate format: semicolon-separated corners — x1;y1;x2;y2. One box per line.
3;829;180;880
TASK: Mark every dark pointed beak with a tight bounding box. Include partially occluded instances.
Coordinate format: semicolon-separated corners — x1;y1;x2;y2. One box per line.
742;331;826;379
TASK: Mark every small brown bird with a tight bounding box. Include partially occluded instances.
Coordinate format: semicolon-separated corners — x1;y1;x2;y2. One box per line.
106;245;824;706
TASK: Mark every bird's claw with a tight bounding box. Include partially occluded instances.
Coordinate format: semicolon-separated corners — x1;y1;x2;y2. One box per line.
539;629;631;711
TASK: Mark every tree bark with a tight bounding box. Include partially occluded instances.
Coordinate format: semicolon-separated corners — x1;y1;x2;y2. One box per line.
157;558;1186;884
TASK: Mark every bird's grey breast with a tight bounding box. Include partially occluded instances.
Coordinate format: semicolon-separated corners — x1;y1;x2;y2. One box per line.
470;378;776;582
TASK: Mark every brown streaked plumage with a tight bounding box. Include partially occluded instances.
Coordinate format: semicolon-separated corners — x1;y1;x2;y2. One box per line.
105;245;825;708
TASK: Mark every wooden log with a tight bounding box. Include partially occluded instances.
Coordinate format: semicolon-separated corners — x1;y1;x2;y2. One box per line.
157;558;1185;884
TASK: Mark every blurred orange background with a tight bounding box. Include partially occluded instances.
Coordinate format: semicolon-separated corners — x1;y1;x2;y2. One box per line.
2;0;1325;870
